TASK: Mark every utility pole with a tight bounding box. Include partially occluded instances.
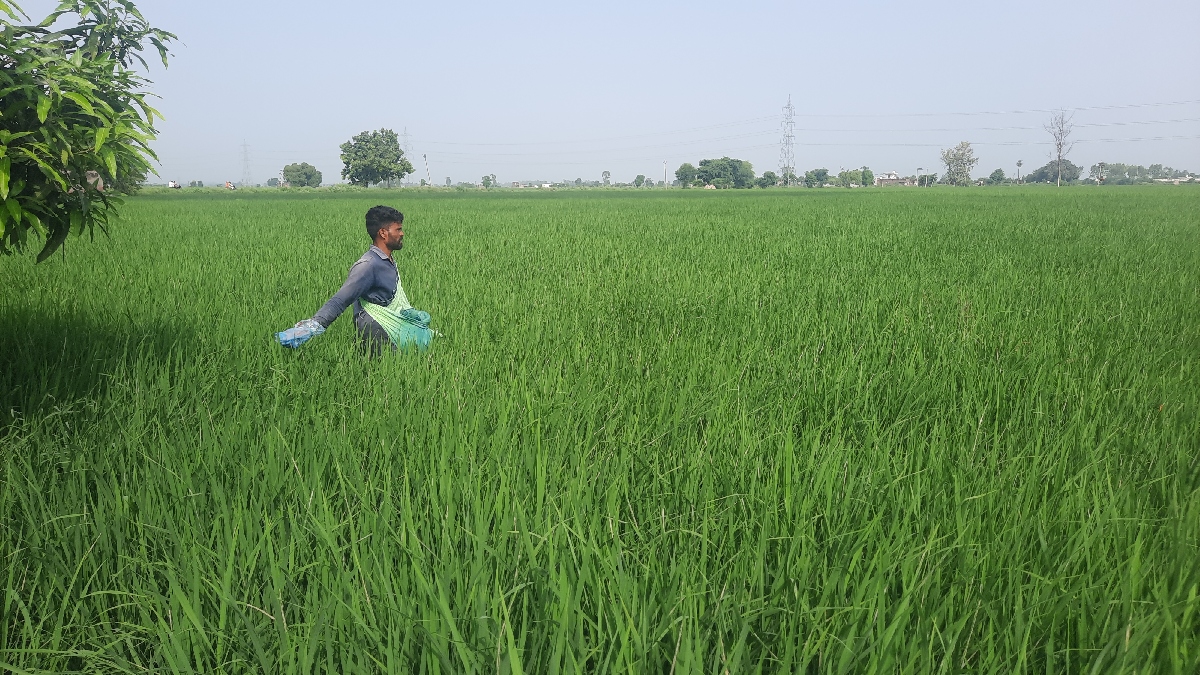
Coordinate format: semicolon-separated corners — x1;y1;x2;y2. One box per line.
663;161;667;188
240;140;253;188
423;154;432;186
778;95;797;185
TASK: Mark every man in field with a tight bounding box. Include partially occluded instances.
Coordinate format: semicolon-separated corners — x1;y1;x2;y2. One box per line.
277;205;433;355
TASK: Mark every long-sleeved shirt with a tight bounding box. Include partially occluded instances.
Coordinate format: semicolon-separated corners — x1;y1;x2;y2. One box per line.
312;246;411;328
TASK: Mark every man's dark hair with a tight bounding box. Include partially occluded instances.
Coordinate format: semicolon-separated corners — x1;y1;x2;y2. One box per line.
365;205;404;240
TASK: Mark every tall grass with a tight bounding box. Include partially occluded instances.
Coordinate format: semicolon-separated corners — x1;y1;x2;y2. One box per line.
2;187;1198;673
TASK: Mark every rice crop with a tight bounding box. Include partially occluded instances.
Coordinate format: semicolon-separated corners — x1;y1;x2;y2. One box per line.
1;187;1198;673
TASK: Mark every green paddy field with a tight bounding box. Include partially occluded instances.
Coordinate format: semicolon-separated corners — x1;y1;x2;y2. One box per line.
2;187;1198;673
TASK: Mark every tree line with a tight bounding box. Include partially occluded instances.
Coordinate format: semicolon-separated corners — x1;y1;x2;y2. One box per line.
673;159;876;189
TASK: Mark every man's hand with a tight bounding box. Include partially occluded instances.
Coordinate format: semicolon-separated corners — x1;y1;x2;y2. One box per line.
276;318;326;348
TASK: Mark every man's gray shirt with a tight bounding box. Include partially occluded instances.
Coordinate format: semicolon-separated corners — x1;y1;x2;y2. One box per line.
312;246;398;328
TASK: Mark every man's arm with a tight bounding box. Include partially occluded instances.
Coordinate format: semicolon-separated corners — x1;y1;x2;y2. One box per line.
312;260;373;328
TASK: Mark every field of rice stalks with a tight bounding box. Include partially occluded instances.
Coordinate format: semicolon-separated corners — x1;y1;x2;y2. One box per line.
2;187;1198;673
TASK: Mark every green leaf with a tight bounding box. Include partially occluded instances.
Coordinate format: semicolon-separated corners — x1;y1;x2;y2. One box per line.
0;156;9;200
24;210;45;236
36;95;51;123
101;148;117;181
5;197;21;224
0;1;20;21
94;126;109;153
61;91;96;116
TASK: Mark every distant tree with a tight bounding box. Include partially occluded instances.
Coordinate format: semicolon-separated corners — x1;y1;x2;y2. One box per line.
1026;159;1081;184
1016;160;1024;183
939;141;978;186
860;167;874;187
633;174;646;188
602;170;611;186
988;168;1006;184
918;173;938;187
0;0;176;261
188;180;203;188
803;168;829;188
339;128;414;187
283;162;321;187
675;163;698;186
575;178;582;186
445;177;451;187
837;169;862;187
419;178;427;187
482;175;493;188
755;170;778;188
1044;110;1075;187
266;177;280;187
697;157;755;188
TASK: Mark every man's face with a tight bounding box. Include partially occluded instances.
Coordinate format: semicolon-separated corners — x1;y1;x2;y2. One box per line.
381;221;404;250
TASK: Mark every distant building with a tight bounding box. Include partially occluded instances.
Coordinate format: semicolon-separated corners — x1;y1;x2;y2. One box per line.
512;181;523;188
540;183;552;189
874;171;916;187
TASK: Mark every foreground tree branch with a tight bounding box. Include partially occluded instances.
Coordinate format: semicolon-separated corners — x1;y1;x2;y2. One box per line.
0;0;174;262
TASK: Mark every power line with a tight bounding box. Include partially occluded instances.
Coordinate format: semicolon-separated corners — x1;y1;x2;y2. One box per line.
423;134;1200;167
790;99;1200;118
412;98;1200;147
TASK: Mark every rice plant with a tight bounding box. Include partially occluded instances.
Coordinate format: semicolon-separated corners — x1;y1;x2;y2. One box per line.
1;187;1197;673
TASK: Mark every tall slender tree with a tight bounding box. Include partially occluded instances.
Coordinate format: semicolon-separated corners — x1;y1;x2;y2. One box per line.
1044;111;1075;187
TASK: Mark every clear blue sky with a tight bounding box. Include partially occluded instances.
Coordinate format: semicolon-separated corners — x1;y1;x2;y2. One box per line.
20;0;1200;184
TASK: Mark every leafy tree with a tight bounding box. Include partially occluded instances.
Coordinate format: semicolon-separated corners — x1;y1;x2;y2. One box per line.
755;170;778;188
837;169;862;188
339;128;413;187
574;178;581;186
860;167;874;187
1026;159;1081;184
697;157;755;189
633;175;646;188
602;171;610;186
1;0;175;261
482;175;493;188
445;177;451;187
266;177;279;187
282;162;321;187
803;168;829;188
988;168;1006;184
188;180;203;188
675;162;697;186
918;173;938;187
939;141;978;186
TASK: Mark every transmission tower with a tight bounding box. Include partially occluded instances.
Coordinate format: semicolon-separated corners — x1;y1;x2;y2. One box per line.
401;127;413;156
240;140;254;187
778;96;797;185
